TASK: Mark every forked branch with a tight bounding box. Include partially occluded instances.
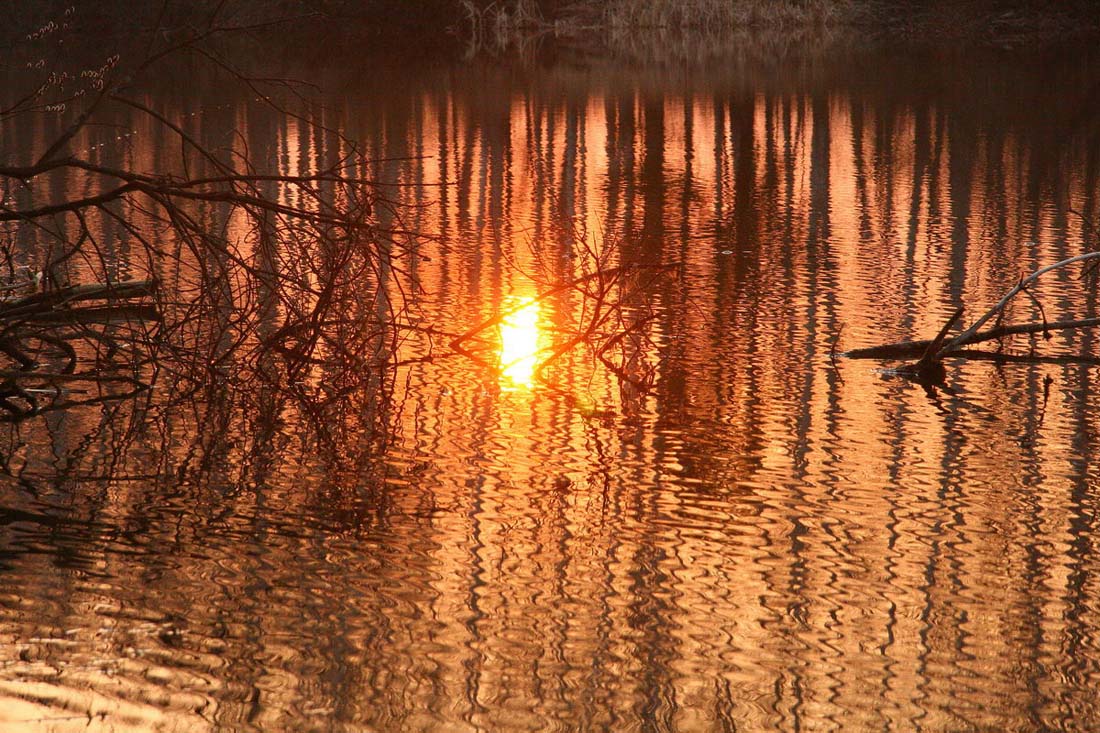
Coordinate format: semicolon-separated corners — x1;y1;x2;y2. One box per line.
844;251;1100;377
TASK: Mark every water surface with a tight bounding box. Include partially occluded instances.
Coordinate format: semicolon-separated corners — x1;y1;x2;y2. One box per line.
2;41;1100;731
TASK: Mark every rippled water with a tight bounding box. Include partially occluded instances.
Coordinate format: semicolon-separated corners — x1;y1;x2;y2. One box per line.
2;41;1100;731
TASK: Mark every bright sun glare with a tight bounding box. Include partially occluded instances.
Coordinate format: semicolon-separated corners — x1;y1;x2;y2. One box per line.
499;297;540;388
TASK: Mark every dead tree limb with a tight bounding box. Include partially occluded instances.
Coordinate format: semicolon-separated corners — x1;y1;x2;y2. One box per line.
845;316;1100;359
844;251;1100;372
0;280;157;319
940;251;1100;354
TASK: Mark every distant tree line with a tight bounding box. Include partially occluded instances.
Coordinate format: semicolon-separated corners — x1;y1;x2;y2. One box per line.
2;0;1100;56
1;0;1096;52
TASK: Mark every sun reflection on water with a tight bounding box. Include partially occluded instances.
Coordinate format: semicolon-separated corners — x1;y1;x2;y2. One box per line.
498;297;541;389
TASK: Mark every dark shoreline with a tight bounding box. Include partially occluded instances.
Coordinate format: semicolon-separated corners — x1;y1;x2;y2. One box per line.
3;1;1098;69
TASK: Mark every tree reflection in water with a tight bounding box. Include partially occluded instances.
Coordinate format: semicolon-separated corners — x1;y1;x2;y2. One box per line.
1;28;1100;733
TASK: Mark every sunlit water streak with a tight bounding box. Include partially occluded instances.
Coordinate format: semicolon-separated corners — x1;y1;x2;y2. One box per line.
498;297;541;389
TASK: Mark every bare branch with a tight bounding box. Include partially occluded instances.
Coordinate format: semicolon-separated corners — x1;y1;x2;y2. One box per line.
941;251;1100;353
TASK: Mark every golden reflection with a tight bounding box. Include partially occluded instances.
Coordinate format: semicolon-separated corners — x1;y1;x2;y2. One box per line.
498;297;541;388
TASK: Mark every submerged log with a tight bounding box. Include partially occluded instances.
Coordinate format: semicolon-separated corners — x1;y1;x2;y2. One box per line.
16;304;162;326
0;279;157;320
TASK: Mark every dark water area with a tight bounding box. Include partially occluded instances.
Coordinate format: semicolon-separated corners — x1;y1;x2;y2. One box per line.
2;39;1100;731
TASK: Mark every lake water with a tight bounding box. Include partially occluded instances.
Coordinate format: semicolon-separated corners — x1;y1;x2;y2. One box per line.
2;38;1100;731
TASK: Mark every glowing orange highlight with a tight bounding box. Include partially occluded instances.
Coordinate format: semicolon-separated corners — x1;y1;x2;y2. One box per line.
498;297;541;388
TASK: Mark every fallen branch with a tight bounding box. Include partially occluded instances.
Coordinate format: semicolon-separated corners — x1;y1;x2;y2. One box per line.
942;251;1100;353
845;316;1100;359
12;304;161;326
948;349;1100;366
0;369;148;386
844;251;1100;375
0;279;157;320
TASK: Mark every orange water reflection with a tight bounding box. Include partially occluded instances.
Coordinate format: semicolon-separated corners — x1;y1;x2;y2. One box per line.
498;296;541;388
2;45;1100;733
